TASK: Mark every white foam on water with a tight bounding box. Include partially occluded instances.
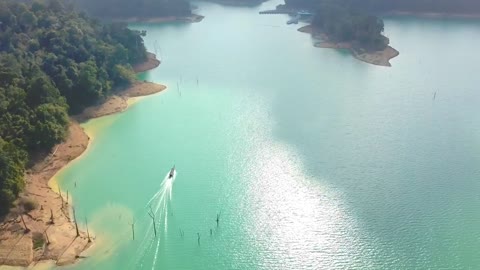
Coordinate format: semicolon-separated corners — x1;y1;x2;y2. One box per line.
134;170;176;269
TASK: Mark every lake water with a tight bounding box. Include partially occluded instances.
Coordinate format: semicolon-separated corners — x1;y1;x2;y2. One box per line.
55;0;480;269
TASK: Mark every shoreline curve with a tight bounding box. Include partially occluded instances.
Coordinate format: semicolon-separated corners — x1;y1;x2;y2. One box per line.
0;53;165;268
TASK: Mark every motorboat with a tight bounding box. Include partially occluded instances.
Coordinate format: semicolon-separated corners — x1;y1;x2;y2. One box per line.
168;166;175;179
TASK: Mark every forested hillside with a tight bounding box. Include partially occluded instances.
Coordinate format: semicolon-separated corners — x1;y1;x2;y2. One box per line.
76;0;192;19
284;0;480;14
351;0;480;14
206;0;267;5
0;0;148;215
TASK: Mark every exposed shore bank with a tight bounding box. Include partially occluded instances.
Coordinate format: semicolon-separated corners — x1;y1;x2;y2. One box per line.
298;25;399;67
0;53;165;268
133;52;161;73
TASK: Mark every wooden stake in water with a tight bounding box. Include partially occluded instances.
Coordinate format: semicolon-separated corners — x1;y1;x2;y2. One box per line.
85;217;91;242
131;218;135;241
148;206;157;237
197;233;201;245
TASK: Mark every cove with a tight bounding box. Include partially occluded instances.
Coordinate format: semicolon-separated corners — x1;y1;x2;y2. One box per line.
52;0;480;269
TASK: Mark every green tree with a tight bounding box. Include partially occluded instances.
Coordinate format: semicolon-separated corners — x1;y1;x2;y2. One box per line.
112;64;135;86
29;103;68;150
0;138;27;216
25;75;64;107
19;10;37;29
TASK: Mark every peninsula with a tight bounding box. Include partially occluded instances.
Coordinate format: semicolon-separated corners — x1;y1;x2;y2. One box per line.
282;0;480;66
280;0;399;66
0;0;165;266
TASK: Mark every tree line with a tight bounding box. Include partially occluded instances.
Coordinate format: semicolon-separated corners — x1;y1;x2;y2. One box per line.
345;0;480;14
0;0;148;215
283;0;480;50
284;0;480;14
311;1;387;51
76;0;192;19
282;0;387;51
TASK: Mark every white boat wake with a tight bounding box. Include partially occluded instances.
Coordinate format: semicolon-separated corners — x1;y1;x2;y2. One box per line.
134;168;177;269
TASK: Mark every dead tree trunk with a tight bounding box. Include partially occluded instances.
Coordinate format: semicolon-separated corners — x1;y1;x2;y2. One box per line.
20;214;30;233
85;217;91;242
131;218;135;241
72;207;80;237
58;184;63;209
44;231;50;245
50;209;54;224
148;206;157;237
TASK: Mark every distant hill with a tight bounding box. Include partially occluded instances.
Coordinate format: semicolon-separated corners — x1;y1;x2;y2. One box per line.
284;0;480;14
359;0;480;14
76;0;192;19
205;0;267;6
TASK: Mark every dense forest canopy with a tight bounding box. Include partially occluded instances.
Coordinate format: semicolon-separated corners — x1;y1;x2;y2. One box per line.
348;0;480;13
76;0;192;19
284;0;480;14
0;0;148;215
311;2;386;51
283;0;387;51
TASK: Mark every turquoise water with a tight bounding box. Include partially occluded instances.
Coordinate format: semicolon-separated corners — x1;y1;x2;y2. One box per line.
56;1;480;269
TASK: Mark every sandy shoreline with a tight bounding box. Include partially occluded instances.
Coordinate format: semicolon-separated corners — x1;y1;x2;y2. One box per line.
298;25;399;67
0;54;165;268
133;52;160;73
352;46;399;67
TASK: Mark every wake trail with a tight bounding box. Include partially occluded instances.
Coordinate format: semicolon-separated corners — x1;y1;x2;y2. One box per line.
133;170;177;268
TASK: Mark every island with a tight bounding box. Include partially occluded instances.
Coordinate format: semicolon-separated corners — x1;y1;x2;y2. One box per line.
278;0;398;66
279;0;480;66
336;0;480;17
76;0;204;23
0;0;165;266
